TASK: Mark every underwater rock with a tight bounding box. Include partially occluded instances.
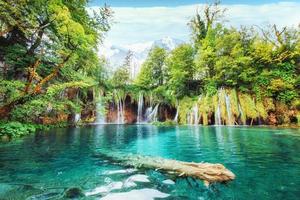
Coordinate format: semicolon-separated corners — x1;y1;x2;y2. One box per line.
103;169;137;175
0;183;14;196
26;191;62;200
162;179;175;185
85;182;123;196
127;174;150;183
101;188;170;200
64;187;84;198
0;135;10;142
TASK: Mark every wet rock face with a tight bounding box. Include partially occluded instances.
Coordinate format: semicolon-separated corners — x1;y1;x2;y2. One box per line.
80;105;96;123
158;105;176;122
267;112;278;125
106;95;138;124
39;113;69;125
106;103;118;123
0;135;10;142
124;104;137;124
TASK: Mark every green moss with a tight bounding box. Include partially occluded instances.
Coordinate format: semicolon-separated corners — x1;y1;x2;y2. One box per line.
238;93;258;119
202;112;209;125
219;89;227;123
198;95;214;125
178;97;195;124
229;89;239;117
263;98;275;111
152;120;177;126
256;101;267;120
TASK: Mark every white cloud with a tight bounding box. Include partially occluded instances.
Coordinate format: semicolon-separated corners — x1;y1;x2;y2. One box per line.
90;1;300;46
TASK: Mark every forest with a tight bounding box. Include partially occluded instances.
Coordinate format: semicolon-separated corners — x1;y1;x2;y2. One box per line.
0;0;299;139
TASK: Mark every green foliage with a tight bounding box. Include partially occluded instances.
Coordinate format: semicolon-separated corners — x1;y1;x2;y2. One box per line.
198;95;214;125
0;79;25;105
136;47;167;89
165;44;196;98
0;0;112;132
238;93;258;119
152;120;177;126
178;97;196;124
111;66;130;88
0;122;36;138
1;0;299;128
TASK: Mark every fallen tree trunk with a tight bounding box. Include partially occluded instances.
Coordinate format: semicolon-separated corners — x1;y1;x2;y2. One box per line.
96;152;235;185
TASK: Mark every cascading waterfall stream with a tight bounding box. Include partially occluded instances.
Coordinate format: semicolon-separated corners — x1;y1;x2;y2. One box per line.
174;106;179;123
137;92;144;123
238;103;245;125
74;90;81;124
116;97;125;124
147;104;159;122
96;99;106;124
193;104;199;125
74;113;81;123
215;88;228;126
215;101;221;125
225;93;233;125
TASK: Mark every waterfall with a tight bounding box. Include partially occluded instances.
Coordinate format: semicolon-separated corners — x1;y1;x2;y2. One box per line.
74;113;81;123
215;101;222;125
215;89;224;125
238;103;245;125
116;98;125;124
145;107;153;120
174;106;179;123
147;104;159;122
137;92;144;123
225;93;233;125
215;100;221;125
192;104;198;125
96;101;106;124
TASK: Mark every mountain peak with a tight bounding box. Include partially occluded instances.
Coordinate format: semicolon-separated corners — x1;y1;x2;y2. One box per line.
100;37;184;76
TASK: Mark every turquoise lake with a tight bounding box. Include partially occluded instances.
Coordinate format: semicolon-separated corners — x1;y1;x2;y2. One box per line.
0;125;300;199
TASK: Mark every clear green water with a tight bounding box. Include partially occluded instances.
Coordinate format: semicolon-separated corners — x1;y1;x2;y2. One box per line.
0;125;300;199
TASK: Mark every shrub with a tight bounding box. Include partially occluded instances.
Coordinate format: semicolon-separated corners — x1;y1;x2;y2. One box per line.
0;122;36;138
152;120;177;126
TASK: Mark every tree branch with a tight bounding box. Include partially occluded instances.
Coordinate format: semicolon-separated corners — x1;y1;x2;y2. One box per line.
33;54;72;94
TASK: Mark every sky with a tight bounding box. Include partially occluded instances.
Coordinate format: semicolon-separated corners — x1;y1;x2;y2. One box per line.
89;1;300;46
90;0;296;7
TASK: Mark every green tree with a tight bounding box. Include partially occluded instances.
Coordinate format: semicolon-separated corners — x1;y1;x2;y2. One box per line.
111;51;132;88
165;44;195;98
0;0;112;118
136;46;167;89
189;0;226;47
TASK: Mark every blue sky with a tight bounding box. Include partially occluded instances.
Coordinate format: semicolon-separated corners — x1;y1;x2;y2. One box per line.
90;0;295;7
89;1;300;47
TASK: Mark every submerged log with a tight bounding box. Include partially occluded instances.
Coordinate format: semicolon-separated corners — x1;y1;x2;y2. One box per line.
97;152;235;185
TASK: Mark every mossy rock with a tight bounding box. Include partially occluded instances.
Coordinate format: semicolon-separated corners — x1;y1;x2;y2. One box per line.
64;187;84;198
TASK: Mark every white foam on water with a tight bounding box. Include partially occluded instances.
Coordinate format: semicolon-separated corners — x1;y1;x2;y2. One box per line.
127;174;150;183
123;179;137;188
103;169;137;175
162;179;175;185
86;174;151;197
100;188;170;200
85;182;123;196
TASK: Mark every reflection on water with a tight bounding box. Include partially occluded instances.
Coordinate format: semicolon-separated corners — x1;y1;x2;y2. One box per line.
0;125;300;199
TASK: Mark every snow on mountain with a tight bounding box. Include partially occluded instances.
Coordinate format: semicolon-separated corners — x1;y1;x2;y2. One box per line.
99;37;184;77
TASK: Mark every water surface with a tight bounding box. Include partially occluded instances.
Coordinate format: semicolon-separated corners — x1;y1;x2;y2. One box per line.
0;125;299;199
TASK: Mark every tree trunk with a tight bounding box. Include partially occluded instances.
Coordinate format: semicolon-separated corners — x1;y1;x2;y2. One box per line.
96;151;235;185
0;95;32;119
